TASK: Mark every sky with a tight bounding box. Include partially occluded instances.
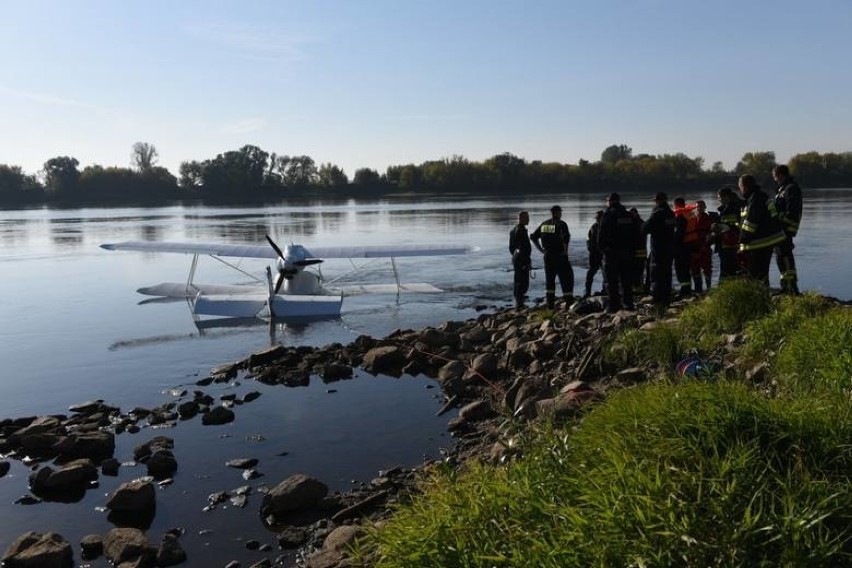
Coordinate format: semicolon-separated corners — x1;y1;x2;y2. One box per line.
1;0;851;179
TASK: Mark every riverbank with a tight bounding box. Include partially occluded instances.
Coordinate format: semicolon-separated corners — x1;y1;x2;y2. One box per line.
2;281;850;567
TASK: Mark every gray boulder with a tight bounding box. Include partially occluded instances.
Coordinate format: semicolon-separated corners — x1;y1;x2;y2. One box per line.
2;531;73;568
261;473;328;517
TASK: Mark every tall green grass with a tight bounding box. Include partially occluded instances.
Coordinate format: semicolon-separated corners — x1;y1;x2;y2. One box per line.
775;309;852;396
606;279;773;370
359;382;852;567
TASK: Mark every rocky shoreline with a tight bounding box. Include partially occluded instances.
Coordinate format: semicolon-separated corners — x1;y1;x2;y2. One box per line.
1;295;727;567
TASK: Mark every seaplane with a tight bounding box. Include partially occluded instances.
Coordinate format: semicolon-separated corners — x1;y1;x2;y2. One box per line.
100;236;476;319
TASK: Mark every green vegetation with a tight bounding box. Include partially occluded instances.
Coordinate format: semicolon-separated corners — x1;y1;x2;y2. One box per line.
2;143;852;206
355;288;852;567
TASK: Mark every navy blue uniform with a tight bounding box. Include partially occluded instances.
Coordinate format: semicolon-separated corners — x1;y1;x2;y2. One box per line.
531;218;574;308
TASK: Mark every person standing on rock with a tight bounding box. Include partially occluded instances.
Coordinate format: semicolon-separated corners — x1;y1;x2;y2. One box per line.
531;205;574;309
509;210;532;308
598;193;639;312
584;210;604;297
714;186;744;281
738;174;786;285
642;192;676;306
772;164;803;294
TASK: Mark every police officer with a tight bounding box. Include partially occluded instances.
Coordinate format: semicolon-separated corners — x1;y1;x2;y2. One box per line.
531;205;574;309
598;193;639;312
642;192;676;306
738;174;786;285
772;164;803;294
509;210;532;308
629;207;648;296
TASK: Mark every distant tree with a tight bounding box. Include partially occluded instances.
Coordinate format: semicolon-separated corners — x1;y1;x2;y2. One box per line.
353;167;381;186
735;151;777;179
178;161;204;190
280;155;318;187
710;161;727;175
0;164;43;200
43;156;80;194
601;144;633;164
485;152;525;189
131;142;158;172
200;145;270;194
317;163;348;187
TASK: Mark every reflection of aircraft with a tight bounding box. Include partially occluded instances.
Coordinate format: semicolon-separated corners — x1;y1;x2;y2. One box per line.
101;236;475;318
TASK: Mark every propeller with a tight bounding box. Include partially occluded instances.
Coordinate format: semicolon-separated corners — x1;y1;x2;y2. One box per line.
265;235;323;294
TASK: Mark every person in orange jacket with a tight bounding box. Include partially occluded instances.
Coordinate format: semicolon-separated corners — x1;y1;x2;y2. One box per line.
691;200;713;292
672;197;696;297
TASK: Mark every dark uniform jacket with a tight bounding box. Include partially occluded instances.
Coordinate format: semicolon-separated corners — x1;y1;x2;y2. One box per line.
717;197;744;250
598;203;639;253
642;204;676;254
586;222;600;255
531;219;570;256
739;189;786;252
509;224;532;268
774;178;803;238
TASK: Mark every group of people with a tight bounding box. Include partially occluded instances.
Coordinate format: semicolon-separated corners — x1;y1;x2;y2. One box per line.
509;164;803;311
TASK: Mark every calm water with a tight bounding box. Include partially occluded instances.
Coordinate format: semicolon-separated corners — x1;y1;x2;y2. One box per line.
0;191;849;565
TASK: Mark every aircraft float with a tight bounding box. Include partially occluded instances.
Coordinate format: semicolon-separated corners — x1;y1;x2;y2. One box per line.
101;236;476;319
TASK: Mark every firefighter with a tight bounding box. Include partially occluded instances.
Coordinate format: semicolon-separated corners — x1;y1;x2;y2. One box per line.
584;210;604;297
738;174;786;285
691;200;713;292
629;207;648;296
642;192;676;306
772;164;803;294
714;186;744;281
508;210;532;308
598;193;639;312
531;205;574;309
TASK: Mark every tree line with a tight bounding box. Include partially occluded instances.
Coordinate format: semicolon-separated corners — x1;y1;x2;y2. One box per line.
1;142;851;206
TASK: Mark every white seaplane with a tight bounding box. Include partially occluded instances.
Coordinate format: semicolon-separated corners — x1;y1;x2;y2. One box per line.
101;236;476;319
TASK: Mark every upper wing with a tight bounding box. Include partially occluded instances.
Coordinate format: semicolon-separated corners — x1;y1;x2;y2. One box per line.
307;244;477;258
102;241;476;259
100;241;276;258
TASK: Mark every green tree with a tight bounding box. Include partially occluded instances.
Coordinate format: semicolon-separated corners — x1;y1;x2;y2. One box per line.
43;156;80;195
280;155;318;187
131;142;158;172
735;151;777;180
178;161;204;191
317;163;348;187
485;152;526;189
200;145;270;194
0;164;43;201
353;167;381;186
601;144;633;164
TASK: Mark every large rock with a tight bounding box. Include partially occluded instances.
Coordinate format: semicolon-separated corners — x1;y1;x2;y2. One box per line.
201;406;235;425
29;459;98;495
2;531;73;568
361;346;406;376
103;528;151;565
54;430;115;459
261;473;328;517
106;479;156;514
156;533;186;567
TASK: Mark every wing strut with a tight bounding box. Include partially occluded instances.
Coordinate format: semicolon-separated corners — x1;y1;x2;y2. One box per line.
390;257;401;301
186;254;199;295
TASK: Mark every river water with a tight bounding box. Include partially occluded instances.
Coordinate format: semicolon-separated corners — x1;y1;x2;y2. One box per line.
0;190;849;565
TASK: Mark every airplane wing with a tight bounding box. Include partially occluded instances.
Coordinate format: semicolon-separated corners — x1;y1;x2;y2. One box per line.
100;241;276;258
307;244;477;258
101;241;476;259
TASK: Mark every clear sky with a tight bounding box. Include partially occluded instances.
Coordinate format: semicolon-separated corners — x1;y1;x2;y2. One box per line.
1;0;850;179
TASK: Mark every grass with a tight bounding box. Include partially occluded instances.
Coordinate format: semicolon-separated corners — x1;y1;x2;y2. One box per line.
352;288;852;567
357;382;852;567
606;279;773;371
